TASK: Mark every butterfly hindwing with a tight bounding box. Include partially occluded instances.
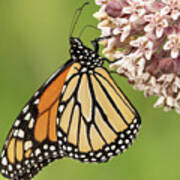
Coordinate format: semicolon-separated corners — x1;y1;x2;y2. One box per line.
56;61;141;163
0;60;73;179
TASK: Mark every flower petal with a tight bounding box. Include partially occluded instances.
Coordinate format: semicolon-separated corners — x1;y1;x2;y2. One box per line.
145;49;153;60
144;24;154;32
167;96;174;107
130;14;138;22
156;27;164;38
163;41;172;50
120;25;131;42
130;39;140;47
101;27;112;36
161;6;170;15
154;96;165;107
113;28;121;35
144;14;153;22
171;48;179;59
122;7;132;14
161;19;168;28
171;10;180;20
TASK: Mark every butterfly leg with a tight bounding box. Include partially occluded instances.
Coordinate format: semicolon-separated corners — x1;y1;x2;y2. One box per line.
91;37;113;64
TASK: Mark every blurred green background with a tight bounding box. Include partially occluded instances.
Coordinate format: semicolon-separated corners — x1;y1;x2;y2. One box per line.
0;0;180;180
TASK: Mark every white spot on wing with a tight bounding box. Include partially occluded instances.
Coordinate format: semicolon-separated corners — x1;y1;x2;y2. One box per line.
38;156;43;161
105;147;110;152
120;133;125;138
35;149;41;157
59;105;65;113
44;152;49;157
50;146;56;151
69;153;73;157
1;169;5;174
58;140;63;145
67;146;72;152
34;91;39;97
111;145;116;150
43;144;48;150
101;156;107;161
14;120;20;127
8;165;13;172
130;124;135;129
13;130;18;137
18;130;25;138
125;139;130;144
96;152;102;158
91;158;97;162
1;157;8;166
23;105;29;114
80;154;86;158
57;131;63;138
34;99;39;105
28;118;35;129
25;160;29;165
75;154;79;158
16;164;21;169
126;130;131;135
79;55;83;59
56;117;60;125
108;152;113;157
24;141;33;151
133;118;137;124
1;150;5;158
24;113;31;121
116;149;121;154
118;139;123;145
81;67;87;73
133;129;137;134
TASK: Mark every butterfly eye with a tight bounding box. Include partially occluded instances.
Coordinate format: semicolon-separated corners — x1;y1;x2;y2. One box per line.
70;38;82;46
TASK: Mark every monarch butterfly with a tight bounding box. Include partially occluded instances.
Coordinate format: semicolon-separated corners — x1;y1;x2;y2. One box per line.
0;2;141;180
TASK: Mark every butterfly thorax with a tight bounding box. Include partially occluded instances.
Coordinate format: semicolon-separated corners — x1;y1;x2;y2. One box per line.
70;38;103;70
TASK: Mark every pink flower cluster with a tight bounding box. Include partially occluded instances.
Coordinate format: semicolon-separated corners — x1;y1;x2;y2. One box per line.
94;0;180;113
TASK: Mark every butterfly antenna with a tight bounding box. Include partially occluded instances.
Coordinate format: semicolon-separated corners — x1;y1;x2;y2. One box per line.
69;2;90;38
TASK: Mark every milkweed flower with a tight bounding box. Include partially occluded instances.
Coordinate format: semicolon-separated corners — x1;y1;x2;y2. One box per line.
94;0;180;113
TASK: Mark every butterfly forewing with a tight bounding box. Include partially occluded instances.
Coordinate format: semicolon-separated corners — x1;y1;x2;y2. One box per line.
0;61;73;179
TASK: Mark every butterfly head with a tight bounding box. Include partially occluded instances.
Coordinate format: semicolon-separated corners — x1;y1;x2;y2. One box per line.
70;37;103;69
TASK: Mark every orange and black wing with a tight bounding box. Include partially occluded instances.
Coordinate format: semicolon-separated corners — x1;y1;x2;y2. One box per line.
56;65;141;163
0;60;73;179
